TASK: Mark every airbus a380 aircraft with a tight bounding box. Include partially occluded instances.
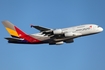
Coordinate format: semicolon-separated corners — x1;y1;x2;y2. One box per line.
2;21;103;45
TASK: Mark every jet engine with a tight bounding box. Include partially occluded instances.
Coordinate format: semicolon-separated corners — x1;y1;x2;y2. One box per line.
64;32;82;37
53;29;63;34
64;32;74;37
64;39;74;43
56;41;64;45
49;41;64;45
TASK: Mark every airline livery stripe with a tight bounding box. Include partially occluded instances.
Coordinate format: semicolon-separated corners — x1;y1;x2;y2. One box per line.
14;26;41;43
5;27;19;37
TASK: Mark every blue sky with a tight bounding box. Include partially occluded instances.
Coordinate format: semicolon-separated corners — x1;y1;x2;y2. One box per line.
0;0;105;70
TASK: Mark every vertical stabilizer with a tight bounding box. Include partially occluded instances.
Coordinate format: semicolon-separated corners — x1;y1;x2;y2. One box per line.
2;20;27;38
2;20;41;43
2;21;18;37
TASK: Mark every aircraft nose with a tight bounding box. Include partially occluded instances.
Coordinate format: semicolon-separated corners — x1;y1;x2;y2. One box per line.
99;27;103;32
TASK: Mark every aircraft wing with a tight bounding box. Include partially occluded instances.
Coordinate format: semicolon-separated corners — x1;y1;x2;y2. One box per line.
31;25;52;32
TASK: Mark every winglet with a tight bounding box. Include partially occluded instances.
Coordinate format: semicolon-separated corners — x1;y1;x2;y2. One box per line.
30;24;34;28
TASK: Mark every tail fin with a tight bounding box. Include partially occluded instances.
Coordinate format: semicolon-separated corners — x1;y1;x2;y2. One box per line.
2;20;41;43
2;20;27;38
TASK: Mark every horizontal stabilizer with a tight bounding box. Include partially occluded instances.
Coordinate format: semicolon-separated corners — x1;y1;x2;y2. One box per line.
5;37;23;41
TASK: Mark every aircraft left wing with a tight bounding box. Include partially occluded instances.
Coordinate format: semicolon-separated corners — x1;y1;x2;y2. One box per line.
30;25;55;36
31;25;52;32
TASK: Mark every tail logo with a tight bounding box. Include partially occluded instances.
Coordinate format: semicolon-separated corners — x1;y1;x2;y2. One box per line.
19;34;22;37
5;27;19;37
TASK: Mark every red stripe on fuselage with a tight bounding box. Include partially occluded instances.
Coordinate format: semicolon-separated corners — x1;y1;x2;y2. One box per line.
14;26;41;43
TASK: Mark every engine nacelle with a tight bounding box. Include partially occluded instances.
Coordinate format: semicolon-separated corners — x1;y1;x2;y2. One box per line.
64;32;82;37
53;29;63;34
64;32;74;37
64;39;74;43
49;41;64;45
55;41;64;45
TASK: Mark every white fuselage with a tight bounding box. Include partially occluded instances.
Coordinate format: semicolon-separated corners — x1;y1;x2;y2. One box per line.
62;24;103;36
31;24;103;42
